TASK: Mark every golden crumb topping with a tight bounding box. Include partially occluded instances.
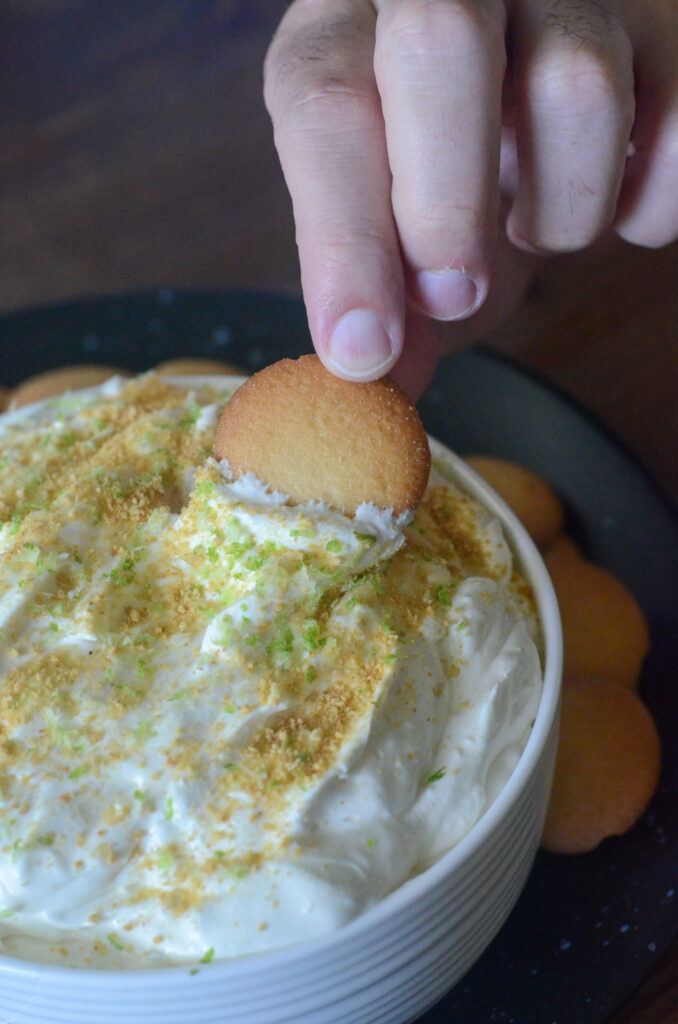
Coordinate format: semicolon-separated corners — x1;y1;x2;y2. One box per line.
0;375;539;965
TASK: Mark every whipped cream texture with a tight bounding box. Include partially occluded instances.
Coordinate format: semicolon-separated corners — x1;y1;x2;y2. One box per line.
0;375;541;968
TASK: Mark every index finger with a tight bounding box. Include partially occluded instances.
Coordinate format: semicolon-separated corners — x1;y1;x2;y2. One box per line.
264;0;405;382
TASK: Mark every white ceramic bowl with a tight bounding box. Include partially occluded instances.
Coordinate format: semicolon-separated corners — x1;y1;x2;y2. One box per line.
0;378;562;1024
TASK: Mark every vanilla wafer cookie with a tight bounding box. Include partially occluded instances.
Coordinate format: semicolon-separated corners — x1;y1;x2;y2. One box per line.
545;540;650;690
154;357;244;377
214;354;430;515
541;676;661;854
9;365;131;409
465;455;564;549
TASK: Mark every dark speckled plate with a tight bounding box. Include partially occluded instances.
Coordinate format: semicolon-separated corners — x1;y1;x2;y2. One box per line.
2;289;678;1024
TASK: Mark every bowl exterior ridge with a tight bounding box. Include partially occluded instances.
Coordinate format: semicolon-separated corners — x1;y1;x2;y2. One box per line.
0;714;558;1024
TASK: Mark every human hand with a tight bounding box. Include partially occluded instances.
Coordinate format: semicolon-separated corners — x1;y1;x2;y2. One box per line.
264;0;678;399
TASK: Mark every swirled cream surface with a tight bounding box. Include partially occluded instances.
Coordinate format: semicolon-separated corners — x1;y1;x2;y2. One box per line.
0;375;541;968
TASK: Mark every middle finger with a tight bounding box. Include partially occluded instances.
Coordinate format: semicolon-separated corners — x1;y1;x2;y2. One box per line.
374;0;508;320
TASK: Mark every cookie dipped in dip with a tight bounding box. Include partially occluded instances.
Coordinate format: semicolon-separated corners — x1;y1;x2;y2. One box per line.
0;363;542;968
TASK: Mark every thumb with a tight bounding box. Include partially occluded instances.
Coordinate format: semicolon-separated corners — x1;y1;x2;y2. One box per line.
387;309;441;402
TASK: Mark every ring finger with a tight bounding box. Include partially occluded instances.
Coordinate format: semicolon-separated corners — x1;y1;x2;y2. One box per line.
507;0;635;252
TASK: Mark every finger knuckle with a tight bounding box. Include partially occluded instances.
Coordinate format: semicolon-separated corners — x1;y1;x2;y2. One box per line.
400;196;485;250
652;110;678;173
264;8;373;118
538;227;599;253
288;77;381;134
624;118;678;248
618;219;678;250
530;41;633;125
320;219;395;255
316;226;398;279
265;44;377;128
379;0;505;65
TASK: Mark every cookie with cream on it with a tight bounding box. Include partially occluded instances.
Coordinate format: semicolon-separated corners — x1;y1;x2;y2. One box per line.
214;354;431;517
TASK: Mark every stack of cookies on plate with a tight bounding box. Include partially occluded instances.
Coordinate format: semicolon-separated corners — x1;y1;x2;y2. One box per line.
466;455;660;855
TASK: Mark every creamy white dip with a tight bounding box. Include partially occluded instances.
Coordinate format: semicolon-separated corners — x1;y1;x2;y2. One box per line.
0;375;541;968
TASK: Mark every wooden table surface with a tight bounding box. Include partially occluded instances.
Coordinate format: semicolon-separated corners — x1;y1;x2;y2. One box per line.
1;3;677;1021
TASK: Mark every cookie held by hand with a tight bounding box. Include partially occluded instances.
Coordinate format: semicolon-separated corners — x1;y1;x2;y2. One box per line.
214;355;430;515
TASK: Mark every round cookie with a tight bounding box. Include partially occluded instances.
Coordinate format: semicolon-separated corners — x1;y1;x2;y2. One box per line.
154;357;244;377
545;542;650;689
542;533;582;567
9;365;130;409
214;354;431;515
541;676;661;854
465;455;564;549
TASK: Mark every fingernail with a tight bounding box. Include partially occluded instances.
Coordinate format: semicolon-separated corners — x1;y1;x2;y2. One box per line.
326;309;395;379
414;268;478;320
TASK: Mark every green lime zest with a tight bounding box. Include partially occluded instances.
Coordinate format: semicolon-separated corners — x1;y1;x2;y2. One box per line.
425;766;446;785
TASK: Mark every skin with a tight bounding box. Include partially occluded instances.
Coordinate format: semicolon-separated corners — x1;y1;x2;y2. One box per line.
264;0;678;399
